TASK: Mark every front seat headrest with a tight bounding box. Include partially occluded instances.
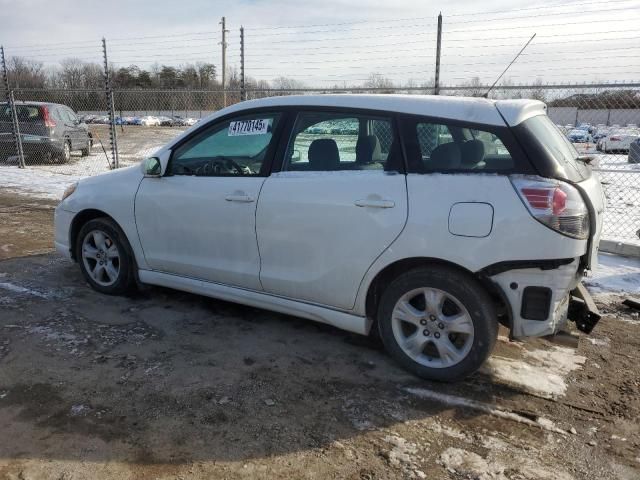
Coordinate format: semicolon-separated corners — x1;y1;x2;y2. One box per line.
461;139;485;167
429;142;461;170
356;135;382;165
308;138;340;171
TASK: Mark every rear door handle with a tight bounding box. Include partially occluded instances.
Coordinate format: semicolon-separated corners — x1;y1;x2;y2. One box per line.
225;194;255;203
354;199;395;208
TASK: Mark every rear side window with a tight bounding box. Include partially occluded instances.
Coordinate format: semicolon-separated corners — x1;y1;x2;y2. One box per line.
408;119;514;173
518;115;590;181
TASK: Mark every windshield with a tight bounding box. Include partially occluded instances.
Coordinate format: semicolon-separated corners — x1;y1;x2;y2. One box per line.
521;114;590;181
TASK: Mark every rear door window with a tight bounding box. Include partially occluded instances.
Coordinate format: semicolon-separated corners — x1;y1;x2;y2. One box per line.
283;111;402;172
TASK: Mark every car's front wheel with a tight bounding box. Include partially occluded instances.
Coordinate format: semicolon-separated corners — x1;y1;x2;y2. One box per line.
76;218;136;295
57;140;71;163
377;266;498;382
80;138;92;157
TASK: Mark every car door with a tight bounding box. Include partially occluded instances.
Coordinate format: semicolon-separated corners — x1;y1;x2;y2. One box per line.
256;109;408;311
65;107;87;149
134;111;283;290
57;107;80;149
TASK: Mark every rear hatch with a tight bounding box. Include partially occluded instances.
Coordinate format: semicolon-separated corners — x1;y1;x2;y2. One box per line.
0;103;51;139
509;113;605;270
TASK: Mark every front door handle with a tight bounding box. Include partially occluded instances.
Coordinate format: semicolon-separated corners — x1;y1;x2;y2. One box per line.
225;194;255;203
354;199;395;208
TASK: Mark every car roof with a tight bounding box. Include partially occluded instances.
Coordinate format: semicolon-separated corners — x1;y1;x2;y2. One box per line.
213;94;546;128
0;101;67;107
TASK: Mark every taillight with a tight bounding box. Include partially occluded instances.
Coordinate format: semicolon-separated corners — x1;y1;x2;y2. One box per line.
511;176;590;240
40;106;56;128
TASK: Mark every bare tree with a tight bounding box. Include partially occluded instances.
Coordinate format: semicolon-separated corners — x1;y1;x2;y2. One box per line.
7;56;46;88
58;58;86;89
364;73;394;92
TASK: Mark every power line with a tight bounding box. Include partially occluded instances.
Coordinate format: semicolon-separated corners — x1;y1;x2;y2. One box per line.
446;15;640;34
244;0;634;31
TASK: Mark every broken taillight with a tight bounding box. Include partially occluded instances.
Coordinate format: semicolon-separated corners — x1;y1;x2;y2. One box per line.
511;176;590;239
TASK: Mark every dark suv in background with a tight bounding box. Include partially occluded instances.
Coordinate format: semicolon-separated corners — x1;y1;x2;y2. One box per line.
0;101;92;164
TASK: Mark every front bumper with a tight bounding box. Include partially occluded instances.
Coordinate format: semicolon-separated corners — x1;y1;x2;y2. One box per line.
54;206;75;259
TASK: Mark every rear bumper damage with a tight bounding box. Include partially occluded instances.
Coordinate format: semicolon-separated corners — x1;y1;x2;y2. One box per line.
568;282;601;334
488;259;600;338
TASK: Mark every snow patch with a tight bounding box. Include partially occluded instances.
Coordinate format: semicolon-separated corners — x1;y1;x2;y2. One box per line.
383;435;418;467
0;282;48;298
439;447;576;480
586;252;640;294
482;346;586;399
440;448;507;480
0;166;82;200
404;387;567;435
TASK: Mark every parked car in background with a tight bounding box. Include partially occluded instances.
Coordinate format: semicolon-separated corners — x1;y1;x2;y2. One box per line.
0;101;92;163
55;95;605;381
628;138;640;164
184;117;198;126
599;128;640;153
592;126;610;143
566;129;592;143
140;115;161;127
80;114;97;124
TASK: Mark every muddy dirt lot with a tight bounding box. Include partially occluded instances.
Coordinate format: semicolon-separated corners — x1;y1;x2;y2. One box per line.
0;192;639;480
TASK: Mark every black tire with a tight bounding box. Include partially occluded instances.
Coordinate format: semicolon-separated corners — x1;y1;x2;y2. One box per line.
377;265;498;382
76;217;136;295
58;140;71;163
80;138;92;157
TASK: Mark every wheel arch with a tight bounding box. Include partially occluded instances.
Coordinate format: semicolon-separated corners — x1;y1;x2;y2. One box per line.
364;257;511;331
69;209;128;261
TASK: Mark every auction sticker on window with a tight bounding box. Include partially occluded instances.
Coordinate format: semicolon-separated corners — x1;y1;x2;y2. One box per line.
228;119;270;136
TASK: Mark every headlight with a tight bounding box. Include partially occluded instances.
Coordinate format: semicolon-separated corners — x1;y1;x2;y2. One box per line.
61;182;78;201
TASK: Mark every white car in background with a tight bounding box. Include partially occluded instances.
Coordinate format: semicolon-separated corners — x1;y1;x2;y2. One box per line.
140;115;161;127
599;128;640;153
54;95;605;381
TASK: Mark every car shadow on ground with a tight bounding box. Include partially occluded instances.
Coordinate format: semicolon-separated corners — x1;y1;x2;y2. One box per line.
0;254;547;466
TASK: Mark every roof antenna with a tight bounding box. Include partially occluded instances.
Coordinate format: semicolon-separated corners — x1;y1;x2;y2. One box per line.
483;33;536;98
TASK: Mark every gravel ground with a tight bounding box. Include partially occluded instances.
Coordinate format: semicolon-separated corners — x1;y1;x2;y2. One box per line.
0;192;639;480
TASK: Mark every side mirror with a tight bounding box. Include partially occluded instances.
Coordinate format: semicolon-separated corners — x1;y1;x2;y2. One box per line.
142;157;162;177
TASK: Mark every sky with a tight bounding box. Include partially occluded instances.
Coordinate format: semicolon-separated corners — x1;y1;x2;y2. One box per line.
1;0;639;87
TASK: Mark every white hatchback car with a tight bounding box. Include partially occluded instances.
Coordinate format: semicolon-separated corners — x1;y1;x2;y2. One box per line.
55;95;605;381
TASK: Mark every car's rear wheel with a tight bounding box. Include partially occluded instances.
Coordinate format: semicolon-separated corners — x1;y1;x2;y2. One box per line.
76;218;136;295
377;266;498;382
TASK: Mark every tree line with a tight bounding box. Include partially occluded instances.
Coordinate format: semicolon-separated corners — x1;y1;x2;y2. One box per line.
3;57;638;111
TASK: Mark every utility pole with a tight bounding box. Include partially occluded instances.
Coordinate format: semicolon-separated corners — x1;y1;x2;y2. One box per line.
434;12;442;95
1;46;25;168
240;26;246;101
220;16;228;107
102;38;119;169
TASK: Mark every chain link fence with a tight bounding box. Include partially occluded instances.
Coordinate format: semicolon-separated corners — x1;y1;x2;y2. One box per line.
1;84;639;244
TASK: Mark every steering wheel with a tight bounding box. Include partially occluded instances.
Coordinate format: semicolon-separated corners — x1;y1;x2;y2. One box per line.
225;158;251;175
